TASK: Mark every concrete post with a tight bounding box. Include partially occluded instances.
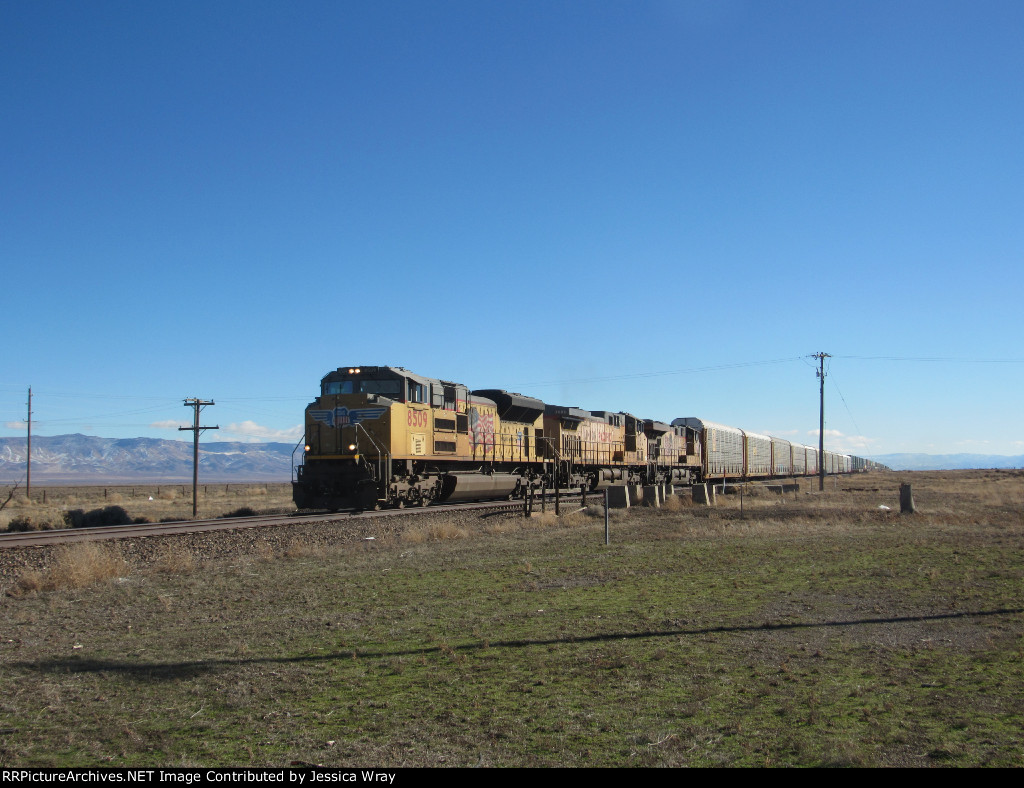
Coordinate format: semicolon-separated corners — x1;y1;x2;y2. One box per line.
642;485;661;507
692;483;711;505
900;483;916;514
606;486;630;508
604;488;610;545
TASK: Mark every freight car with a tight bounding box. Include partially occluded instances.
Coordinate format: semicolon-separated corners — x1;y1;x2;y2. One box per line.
671;417;838;483
293;365;876;510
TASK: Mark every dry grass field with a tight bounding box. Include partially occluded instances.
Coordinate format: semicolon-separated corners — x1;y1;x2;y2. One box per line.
0;482;296;531
1;470;1022;767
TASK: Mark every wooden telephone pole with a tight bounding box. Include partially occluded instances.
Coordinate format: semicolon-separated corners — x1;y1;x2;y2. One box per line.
179;398;218;518
26;387;32;501
813;353;831;491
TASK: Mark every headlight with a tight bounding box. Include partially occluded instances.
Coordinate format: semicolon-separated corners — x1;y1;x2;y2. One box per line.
348;444;357;451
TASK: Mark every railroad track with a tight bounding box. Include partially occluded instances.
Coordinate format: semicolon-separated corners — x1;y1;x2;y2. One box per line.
0;494;592;549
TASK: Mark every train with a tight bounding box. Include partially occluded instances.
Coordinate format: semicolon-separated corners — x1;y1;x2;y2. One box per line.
292;365;884;510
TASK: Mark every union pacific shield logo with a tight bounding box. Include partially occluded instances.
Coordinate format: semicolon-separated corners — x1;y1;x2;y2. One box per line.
309;406;387;428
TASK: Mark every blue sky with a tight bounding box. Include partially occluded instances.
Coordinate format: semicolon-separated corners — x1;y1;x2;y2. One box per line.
2;0;1022;457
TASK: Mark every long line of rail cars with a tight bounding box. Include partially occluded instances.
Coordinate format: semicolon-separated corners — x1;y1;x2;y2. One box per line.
293;366;884;510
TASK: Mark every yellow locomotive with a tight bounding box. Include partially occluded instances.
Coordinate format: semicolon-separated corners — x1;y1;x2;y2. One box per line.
293;365;701;509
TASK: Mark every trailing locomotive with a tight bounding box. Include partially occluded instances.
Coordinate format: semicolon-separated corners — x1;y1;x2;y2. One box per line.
293;365;878;510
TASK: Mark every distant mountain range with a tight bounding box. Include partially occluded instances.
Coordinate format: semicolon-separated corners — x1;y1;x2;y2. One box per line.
0;434;1019;483
866;453;1024;471
0;434;296;483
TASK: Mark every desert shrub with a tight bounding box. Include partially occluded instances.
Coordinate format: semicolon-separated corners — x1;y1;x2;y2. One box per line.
661;494;687;511
431;522;468;539
220;507;258;518
6;514;62;532
283;539;323;558
402;522;468;543
63;505;134;528
152;543;196;574
402;527;429;544
525;512;561;529
13;543;127;594
51;543;127;587
11;570;45;594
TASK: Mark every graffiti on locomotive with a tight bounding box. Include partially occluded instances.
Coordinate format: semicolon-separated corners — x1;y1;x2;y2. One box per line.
469;407;495;449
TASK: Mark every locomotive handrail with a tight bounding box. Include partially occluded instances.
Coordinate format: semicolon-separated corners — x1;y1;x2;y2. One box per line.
493;431;530;464
291;435;306;483
355;422;391;490
539;436;571;486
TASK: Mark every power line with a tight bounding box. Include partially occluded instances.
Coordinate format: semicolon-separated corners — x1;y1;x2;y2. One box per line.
0;390;181;401
22;404;176;424
0;387;307;403
835;355;1024;363
829;374;862;437
514;357;805;388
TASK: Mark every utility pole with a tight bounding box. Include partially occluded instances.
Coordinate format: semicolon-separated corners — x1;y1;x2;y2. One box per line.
179;398;218;518
813;353;831;492
26;387;32;501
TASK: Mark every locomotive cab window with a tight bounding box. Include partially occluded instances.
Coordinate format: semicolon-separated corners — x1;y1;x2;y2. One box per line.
407;381;427;403
325;381;352;395
325;379;402;396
